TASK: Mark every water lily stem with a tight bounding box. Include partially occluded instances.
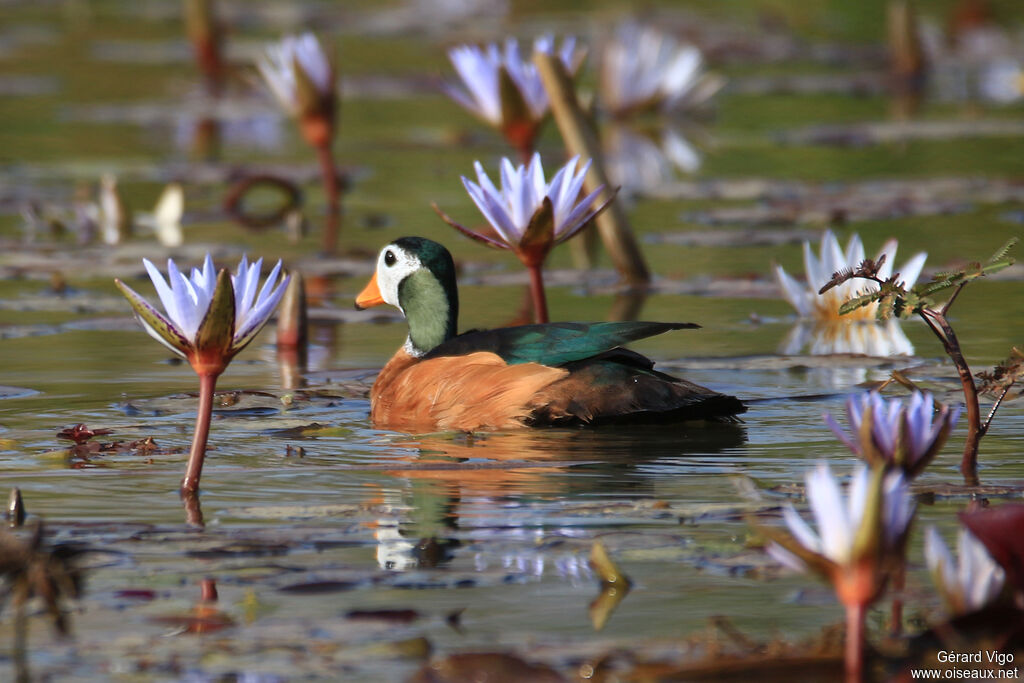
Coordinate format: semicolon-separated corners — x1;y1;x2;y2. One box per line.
527;263;549;323
889;561;905;636
844;600;867;683
316;143;341;255
516;140;534;165
181;371;219;497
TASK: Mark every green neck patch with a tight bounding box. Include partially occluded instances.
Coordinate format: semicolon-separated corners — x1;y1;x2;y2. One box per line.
399;268;457;355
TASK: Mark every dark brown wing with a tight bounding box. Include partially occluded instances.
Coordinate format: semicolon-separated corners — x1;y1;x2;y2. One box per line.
525;355;746;426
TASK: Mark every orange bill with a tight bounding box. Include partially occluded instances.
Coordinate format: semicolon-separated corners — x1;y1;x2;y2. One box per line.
355;272;385;309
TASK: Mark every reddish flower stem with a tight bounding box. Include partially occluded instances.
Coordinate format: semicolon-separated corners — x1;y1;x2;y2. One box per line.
200;578;218;603
181;371;219;497
890;562;905;636
844;601;867;683
516;141;534;165
919;308;981;485
316;142;341;255
527;263;549;323
182;492;204;527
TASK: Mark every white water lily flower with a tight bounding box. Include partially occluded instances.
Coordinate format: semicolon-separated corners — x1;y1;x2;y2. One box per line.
600;23;722;116
825;391;961;477
115;254;290;369
925;526;1005;614
448;153;607;260
257;32;334;117
774;229;927;322
768;462;915;571
443;35;581;132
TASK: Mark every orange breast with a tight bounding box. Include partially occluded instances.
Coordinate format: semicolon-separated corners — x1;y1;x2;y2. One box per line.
370;349;567;432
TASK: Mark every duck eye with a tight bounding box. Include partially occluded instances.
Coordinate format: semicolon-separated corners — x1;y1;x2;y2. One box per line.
384;250;396;267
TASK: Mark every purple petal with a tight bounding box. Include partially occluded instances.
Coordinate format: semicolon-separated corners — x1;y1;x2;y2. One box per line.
824;411;860;455
462;176;518;244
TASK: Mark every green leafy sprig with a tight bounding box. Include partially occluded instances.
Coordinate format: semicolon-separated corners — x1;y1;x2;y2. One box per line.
820;238;1018;485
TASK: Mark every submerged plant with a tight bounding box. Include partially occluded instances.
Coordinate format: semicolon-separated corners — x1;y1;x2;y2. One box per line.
825;390;961;478
821;237;1018;483
115;255;289;496
443;35;583;161
433;153;612;323
761;462;914;682
924;526;1005;616
257;33;341;254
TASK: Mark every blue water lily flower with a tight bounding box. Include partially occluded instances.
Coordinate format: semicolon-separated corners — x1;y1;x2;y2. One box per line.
768;462;915;575
443;35;583;157
116;255;289;373
763;462;915;680
116;255;289;496
434;153;612;323
258;33;335;121
825;391;961;477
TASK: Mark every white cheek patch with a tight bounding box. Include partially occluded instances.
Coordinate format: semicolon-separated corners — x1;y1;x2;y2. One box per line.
376;246;420;309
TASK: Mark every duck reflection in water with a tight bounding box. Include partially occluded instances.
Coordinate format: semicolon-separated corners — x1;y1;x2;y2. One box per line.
369;424;746;572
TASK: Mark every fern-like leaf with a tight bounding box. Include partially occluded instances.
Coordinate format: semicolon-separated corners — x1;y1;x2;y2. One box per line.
838;290;886;316
985;237;1018;266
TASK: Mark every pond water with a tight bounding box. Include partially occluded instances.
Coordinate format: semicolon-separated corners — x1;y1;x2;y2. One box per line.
2;1;1024;680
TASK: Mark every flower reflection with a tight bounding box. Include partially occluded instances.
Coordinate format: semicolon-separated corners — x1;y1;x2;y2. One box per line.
174;112;285;154
978;58;1024;103
604;123;701;195
779;318;914;357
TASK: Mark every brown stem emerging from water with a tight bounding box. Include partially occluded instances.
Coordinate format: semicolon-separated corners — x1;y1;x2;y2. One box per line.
844;600;867;683
316;143;340;255
200;578;218;602
181;372;219;497
527;263;549;323
182;491;204;527
919;308;981;485
889;561;905;637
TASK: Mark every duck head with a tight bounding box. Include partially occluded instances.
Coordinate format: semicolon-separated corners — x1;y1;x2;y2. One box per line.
355;237;459;357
